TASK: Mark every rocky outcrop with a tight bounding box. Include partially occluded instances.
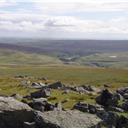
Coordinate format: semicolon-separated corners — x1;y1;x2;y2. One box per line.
31;88;51;98
28;98;55;112
35;110;101;128
48;81;65;89
31;82;46;89
117;87;128;100
73;102;104;114
0;96;34;128
0;96;102;128
96;89;119;107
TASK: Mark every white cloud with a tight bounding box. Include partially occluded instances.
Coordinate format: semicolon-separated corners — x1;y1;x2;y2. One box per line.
0;0;17;7
0;0;128;38
34;1;128;13
0;12;128;36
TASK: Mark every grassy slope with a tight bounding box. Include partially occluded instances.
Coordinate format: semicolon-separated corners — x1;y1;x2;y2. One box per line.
0;49;128;109
0;65;127;108
0;66;128;87
0;49;62;65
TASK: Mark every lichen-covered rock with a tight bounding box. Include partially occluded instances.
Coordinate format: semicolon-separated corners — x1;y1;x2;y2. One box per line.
0;96;35;128
96;89;119;107
35;110;101;128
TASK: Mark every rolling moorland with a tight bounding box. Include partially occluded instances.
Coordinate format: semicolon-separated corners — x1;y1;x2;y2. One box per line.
0;39;128;128
0;38;128;68
0;38;128;102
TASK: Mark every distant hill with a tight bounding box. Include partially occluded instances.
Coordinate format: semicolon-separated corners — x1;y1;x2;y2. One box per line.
0;38;128;68
0;39;128;55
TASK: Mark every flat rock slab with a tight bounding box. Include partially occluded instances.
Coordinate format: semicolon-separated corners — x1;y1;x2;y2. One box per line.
0;96;31;111
0;96;34;128
35;110;101;128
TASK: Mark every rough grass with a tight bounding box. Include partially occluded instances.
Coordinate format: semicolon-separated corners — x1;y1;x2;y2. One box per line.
0;65;128;109
48;89;96;109
0;65;127;87
0;49;62;65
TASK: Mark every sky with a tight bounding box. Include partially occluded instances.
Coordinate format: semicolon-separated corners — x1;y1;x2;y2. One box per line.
0;0;128;39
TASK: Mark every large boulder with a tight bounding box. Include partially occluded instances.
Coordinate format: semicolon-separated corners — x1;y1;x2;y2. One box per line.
117;87;128;95
29;99;55;112
97;111;128;128
48;81;65;89
11;93;23;100
96;89;118;107
31;82;46;89
31;88;51;98
73;102;104;114
121;100;128;111
0;96;35;128
35;110;101;128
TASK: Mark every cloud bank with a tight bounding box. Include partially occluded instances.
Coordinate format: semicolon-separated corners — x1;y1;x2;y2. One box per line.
0;0;128;39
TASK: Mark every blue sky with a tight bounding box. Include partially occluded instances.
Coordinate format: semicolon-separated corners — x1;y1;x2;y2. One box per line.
0;0;128;39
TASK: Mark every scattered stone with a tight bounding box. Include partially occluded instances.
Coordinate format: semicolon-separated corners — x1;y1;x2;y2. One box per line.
73;102;104;114
104;84;111;88
55;102;62;111
38;77;48;81
31;88;51;98
97;111;128;128
73;102;89;112
109;106;124;112
48;81;65;89
33;98;47;103
75;86;88;94
62;89;70;94
123;93;128;99
21;80;31;86
116;115;128;128
15;75;28;79
31;82;46;89
121;100;128;111
11;93;23;100
117;87;128;96
29;100;55;112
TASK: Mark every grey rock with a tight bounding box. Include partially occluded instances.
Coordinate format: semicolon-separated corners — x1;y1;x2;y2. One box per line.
31;88;51;98
109;106;124;112
117;87;128;96
35;110;101;128
11;93;23;100
23;122;36;128
97;111;128;128
48;81;65;89
0;96;34;128
29;100;55;112
31;82;46;89
123;93;128;99
73;102;89;112
121;100;128;111
73;102;104;114
96;89;118;107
